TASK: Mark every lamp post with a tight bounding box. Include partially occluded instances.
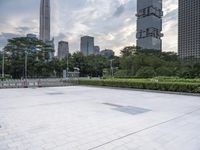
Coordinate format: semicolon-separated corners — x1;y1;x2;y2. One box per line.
25;51;28;80
67;51;69;78
2;49;5;78
110;59;114;78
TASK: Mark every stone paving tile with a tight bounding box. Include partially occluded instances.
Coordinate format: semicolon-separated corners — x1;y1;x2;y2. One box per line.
0;86;200;150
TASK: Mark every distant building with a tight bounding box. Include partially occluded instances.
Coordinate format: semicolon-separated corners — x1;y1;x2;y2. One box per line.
27;34;37;39
100;49;115;58
58;41;69;60
136;0;163;51
94;46;100;55
46;39;55;60
26;34;38;52
178;0;200;59
80;36;94;56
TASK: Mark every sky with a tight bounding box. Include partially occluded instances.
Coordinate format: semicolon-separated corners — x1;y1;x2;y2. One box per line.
0;0;178;55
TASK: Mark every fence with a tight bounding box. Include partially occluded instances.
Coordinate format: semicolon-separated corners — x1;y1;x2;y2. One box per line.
0;72;79;89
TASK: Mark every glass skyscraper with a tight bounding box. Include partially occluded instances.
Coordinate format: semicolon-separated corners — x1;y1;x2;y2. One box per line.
80;36;94;56
178;0;200;59
136;0;163;51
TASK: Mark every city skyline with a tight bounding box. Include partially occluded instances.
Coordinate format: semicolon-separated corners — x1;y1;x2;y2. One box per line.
0;0;178;55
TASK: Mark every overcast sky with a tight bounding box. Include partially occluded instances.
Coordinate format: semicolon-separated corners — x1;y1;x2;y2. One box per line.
0;0;178;55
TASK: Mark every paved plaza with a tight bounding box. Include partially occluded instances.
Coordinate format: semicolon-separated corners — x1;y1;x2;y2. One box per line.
0;86;200;150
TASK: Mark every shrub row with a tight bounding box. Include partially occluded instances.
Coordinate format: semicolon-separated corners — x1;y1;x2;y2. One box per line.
79;79;200;93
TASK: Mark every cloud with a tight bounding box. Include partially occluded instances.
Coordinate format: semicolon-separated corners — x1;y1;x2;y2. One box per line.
113;5;125;17
0;32;21;49
162;0;178;52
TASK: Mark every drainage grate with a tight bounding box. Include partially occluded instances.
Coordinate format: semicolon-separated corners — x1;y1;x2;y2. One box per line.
114;106;151;115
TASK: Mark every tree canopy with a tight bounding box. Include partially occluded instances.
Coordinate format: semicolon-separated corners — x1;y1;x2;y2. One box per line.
0;37;200;79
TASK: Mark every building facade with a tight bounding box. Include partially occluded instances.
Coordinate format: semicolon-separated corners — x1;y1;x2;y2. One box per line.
27;34;37;39
80;36;94;56
94;46;100;55
58;41;69;60
46;39;55;59
40;0;51;42
100;49;115;58
178;0;200;59
136;0;163;51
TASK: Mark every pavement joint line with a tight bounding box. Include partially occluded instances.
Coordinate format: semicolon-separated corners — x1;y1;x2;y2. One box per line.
88;107;200;150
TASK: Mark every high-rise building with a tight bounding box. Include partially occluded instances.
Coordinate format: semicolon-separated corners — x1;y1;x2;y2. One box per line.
40;0;51;42
58;41;69;60
80;36;94;56
94;46;100;55
100;49;115;58
136;0;163;51
40;0;54;59
178;0;200;59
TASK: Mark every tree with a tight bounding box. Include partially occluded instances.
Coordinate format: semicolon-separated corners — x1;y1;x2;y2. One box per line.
3;37;51;78
136;67;156;78
120;45;139;57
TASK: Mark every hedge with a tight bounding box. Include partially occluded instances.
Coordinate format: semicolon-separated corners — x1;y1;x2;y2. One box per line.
79;79;200;93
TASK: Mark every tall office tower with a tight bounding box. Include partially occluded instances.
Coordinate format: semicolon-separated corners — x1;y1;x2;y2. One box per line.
178;0;200;59
40;0;50;42
136;0;163;51
80;36;94;56
58;41;69;60
40;0;54;59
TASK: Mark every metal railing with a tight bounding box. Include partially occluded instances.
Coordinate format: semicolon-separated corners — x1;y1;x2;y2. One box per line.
0;72;79;89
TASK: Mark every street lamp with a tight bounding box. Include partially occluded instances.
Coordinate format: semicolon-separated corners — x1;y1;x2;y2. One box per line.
0;49;5;79
66;51;69;77
110;59;114;78
25;51;28;80
1;49;5;79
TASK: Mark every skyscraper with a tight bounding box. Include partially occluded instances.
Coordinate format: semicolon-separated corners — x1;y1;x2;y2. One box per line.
40;0;54;59
178;0;200;59
80;36;94;56
136;0;163;51
58;41;69;60
40;0;50;42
